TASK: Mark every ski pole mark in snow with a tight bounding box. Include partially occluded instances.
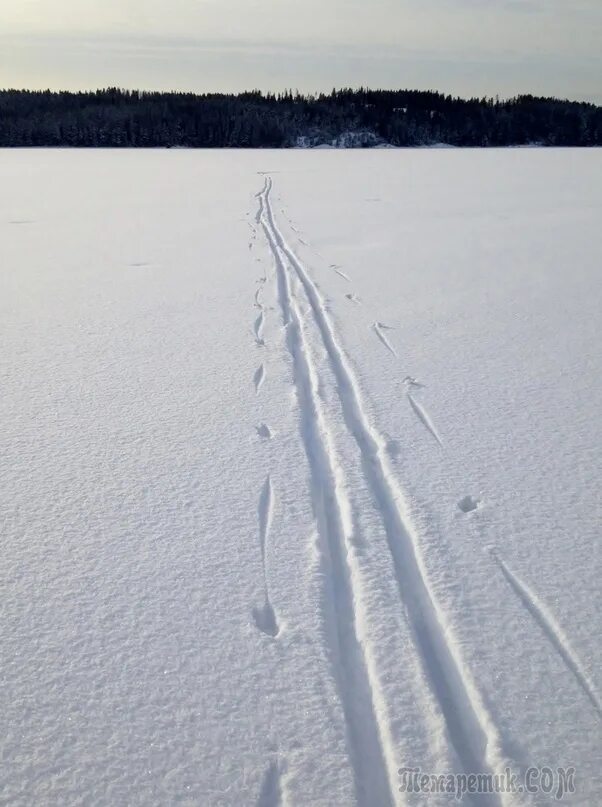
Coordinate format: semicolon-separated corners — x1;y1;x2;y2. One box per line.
386;438;401;458
258;475;273;564
256;423;273;440
345;293;361;305
496;557;602;717
372;322;397;357
402;375;425;390
281;208;299;232
252;476;279;638
254;311;266;346
254;364;266;394
331;264;350;281
280;208;329;259
458;495;481;513
258;176;509;801
256;759;284;807
407;392;443;447
252;601;279;640
258;178;394;807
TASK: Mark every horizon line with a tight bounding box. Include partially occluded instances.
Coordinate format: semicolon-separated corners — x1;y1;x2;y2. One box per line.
1;86;600;107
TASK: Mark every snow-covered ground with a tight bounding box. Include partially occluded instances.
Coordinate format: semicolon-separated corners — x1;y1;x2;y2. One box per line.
1;149;600;806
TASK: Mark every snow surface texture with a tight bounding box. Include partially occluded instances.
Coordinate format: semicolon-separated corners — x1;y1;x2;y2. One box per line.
1;149;601;806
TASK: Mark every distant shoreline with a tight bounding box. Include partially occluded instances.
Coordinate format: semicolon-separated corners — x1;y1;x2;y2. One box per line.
2;144;601;150
1;88;600;148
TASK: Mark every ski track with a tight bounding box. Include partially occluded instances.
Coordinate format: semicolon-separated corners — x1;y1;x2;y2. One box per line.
255;178;268;223
497;557;602;718
259;179;395;807
407;392;443;447
253;475;279;638
258;176;510;805
372;322;397;357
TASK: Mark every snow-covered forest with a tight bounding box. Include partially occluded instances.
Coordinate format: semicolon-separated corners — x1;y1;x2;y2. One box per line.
1;88;600;147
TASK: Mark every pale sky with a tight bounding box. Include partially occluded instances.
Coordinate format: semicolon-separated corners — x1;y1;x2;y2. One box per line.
1;0;601;101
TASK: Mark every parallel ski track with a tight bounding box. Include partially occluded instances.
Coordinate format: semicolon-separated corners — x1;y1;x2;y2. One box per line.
259;176;510;804
259;180;394;807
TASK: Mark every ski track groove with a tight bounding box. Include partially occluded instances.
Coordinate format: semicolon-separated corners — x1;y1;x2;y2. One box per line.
255;178;268;223
260;176;510;805
259;179;395;807
497;557;601;717
407;392;443;447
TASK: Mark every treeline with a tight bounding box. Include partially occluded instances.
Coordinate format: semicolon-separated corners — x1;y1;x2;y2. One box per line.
0;87;600;148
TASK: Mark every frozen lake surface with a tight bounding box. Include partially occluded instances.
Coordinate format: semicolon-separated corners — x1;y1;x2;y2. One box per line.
1;149;601;805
